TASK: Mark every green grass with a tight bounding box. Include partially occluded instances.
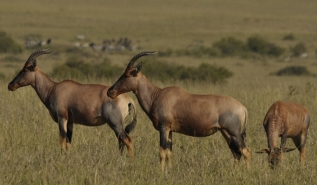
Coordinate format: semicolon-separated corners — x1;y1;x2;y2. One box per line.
1;0;317;184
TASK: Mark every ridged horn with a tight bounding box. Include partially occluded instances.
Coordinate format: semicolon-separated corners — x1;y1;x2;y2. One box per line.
128;51;155;68
25;49;52;65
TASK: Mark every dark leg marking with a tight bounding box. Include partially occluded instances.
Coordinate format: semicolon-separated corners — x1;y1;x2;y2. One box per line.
66;122;73;144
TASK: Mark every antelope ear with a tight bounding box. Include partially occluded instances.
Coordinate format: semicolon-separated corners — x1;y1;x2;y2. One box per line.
284;148;297;153
255;148;270;154
25;60;37;71
130;62;142;76
135;62;142;72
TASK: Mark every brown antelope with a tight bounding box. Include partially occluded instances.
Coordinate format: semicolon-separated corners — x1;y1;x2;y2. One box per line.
256;101;310;168
8;49;136;156
107;51;251;171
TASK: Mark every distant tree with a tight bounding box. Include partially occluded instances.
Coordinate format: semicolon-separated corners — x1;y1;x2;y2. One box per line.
0;31;23;53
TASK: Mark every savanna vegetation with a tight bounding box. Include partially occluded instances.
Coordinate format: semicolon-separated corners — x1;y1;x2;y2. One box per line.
1;0;317;184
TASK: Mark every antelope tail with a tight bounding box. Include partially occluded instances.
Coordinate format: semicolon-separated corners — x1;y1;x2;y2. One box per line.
241;107;248;141
125;102;137;134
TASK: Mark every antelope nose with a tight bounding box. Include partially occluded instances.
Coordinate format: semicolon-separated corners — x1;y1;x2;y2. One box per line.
107;90;113;97
8;83;13;91
107;89;116;98
8;82;17;91
8;84;12;91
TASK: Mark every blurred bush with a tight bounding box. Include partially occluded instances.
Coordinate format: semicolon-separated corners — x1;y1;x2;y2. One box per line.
160;36;285;59
283;33;295;41
50;57;123;80
51;57;233;84
246;35;285;57
272;66;311;76
0;72;5;80
175;45;218;58
0;31;23;53
2;55;23;63
142;59;233;84
157;48;173;57
291;42;306;57
212;37;247;57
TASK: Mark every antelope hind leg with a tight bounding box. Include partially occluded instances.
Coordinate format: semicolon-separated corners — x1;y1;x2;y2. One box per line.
122;135;134;158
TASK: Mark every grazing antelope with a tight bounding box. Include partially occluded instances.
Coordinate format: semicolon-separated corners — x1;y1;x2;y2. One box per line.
107;52;251;171
256;101;310;168
8;49;136;156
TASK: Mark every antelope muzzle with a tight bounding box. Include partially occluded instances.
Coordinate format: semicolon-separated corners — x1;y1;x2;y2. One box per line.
8;82;18;91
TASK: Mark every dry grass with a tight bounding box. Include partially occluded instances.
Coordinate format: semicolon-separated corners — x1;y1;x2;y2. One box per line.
1;0;317;184
1;74;317;184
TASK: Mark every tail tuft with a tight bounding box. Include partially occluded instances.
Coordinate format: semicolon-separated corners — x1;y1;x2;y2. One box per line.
125;103;137;134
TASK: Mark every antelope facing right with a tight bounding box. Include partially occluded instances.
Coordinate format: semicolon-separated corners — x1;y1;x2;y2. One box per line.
256;101;310;168
107;51;251;171
8;49;137;156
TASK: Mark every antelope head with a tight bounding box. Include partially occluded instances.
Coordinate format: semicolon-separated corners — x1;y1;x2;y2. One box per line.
256;147;296;168
107;51;155;99
8;49;52;91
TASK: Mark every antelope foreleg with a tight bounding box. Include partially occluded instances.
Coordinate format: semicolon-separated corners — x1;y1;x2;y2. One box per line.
159;125;172;171
167;131;172;168
159;146;166;172
58;118;68;153
66;121;73;151
300;146;306;167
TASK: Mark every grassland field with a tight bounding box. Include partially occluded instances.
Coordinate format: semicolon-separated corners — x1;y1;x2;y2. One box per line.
1;0;317;184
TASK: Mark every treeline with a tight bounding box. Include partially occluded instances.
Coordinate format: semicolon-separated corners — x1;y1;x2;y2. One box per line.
159;35;308;58
0;30;315;81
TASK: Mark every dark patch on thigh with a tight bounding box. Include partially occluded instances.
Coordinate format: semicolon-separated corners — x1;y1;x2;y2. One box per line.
218;110;241;135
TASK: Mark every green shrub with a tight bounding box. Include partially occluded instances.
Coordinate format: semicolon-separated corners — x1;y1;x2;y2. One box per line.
246;35;285;57
158;48;174;57
50;57;123;80
283;33;295;41
175;46;218;58
212;37;246;56
0;31;23;53
0;72;5;80
142;59;233;84
157;36;286;59
3;55;23;63
291;42;306;57
272;66;311;76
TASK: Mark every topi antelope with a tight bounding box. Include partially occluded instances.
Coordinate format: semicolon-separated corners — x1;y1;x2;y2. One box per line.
256;101;310;168
8;49;137;156
107;51;251;171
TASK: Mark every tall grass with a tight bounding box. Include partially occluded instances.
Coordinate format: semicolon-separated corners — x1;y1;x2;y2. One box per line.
1;73;317;184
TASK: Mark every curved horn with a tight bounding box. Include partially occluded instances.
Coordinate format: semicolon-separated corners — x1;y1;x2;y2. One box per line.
26;49;52;64
128;51;155;68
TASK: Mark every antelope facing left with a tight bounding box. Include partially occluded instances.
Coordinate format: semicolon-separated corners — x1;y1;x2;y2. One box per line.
107;51;252;171
8;49;136;156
